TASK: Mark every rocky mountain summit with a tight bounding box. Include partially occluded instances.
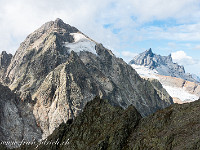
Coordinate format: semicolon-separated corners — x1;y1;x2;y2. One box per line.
130;49;200;103
129;48;197;82
16;97;200;150
0;19;173;144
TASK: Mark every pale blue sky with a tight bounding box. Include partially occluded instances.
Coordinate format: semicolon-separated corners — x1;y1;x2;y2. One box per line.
0;0;200;76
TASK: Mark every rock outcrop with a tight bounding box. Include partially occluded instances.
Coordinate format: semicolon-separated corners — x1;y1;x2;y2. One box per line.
0;19;173;141
0;51;12;84
147;78;173;104
16;97;200;150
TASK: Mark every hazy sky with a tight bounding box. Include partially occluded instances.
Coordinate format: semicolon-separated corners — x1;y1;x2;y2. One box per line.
0;0;200;76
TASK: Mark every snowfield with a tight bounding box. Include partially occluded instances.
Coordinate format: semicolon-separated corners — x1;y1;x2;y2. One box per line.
131;64;159;79
163;85;199;102
131;64;199;103
70;33;88;42
64;32;97;55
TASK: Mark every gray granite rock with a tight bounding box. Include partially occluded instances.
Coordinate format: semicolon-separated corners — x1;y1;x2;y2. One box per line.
0;51;12;84
0;84;42;148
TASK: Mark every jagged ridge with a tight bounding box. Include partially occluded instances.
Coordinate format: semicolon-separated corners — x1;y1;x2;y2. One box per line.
15;97;200;150
129;48;197;82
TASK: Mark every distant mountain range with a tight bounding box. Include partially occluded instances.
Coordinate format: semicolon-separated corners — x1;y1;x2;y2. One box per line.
130;48;200;103
129;48;198;82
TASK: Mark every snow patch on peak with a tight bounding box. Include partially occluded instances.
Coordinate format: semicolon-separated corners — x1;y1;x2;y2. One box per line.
64;33;97;55
70;33;88;42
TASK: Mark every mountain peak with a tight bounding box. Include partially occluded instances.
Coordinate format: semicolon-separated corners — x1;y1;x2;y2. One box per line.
145;48;152;53
143;48;154;57
167;53;172;61
129;49;197;82
36;18;79;35
54;18;63;23
53;18;70;29
47;18;79;34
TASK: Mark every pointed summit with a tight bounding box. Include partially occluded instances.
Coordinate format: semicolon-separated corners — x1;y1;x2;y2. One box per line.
146;48;152;53
167;53;172;61
52;18;79;33
144;48;153;56
129;49;197;82
54;18;64;23
54;18;65;27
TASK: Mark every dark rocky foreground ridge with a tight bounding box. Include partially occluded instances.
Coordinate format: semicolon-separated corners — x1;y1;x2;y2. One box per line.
0;18;173;142
10;97;200;150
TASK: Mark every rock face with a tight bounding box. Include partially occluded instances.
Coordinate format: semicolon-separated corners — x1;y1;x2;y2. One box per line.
147;78;173;104
0;51;12;84
18;97;142;150
0;19;173;141
0;51;12;69
17;97;200;150
129;48;197;82
0;84;42;148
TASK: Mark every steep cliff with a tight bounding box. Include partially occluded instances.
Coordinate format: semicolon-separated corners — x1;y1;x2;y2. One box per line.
0;51;12;84
0;84;42;148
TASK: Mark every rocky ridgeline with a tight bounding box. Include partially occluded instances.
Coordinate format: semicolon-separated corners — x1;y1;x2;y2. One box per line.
15;97;200;150
129;48;197;82
0;19;173;143
130;49;200;103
